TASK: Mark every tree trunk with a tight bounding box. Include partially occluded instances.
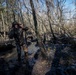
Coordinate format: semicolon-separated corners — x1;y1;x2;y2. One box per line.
46;6;56;43
1;11;6;40
30;0;47;58
12;9;16;22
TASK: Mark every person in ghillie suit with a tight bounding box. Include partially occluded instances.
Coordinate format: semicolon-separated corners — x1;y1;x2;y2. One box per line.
9;21;28;62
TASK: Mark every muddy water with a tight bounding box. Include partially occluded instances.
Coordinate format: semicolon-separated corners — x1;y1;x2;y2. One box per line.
0;41;40;75
0;42;39;61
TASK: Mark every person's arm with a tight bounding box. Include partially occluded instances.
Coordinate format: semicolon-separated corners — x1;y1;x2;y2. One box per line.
8;28;14;39
19;24;28;31
22;27;28;31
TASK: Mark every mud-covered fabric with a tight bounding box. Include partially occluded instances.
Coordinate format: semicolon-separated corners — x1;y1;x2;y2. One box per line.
13;28;24;46
8;29;14;39
8;26;28;45
23;44;28;53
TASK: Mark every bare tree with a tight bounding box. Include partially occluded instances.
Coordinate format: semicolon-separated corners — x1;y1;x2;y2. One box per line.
46;0;56;43
30;0;47;58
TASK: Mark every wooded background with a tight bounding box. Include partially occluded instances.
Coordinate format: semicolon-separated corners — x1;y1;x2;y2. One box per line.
0;0;76;41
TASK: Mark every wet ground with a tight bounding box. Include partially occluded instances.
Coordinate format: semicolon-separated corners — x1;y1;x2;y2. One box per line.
0;41;39;59
0;41;39;75
0;40;76;75
32;44;76;75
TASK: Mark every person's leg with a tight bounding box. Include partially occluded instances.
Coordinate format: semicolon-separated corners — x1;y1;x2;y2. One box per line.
23;44;28;57
16;44;21;61
22;44;28;64
23;38;28;59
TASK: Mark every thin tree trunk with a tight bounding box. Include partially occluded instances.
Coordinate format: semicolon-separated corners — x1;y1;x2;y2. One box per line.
1;11;6;40
30;0;47;58
46;7;56;43
12;9;16;22
18;0;24;25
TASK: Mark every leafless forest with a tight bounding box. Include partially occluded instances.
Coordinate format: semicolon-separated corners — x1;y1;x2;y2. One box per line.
0;0;76;75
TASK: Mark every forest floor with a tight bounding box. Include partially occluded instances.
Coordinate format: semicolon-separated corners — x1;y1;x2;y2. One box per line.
0;40;39;75
0;38;76;75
